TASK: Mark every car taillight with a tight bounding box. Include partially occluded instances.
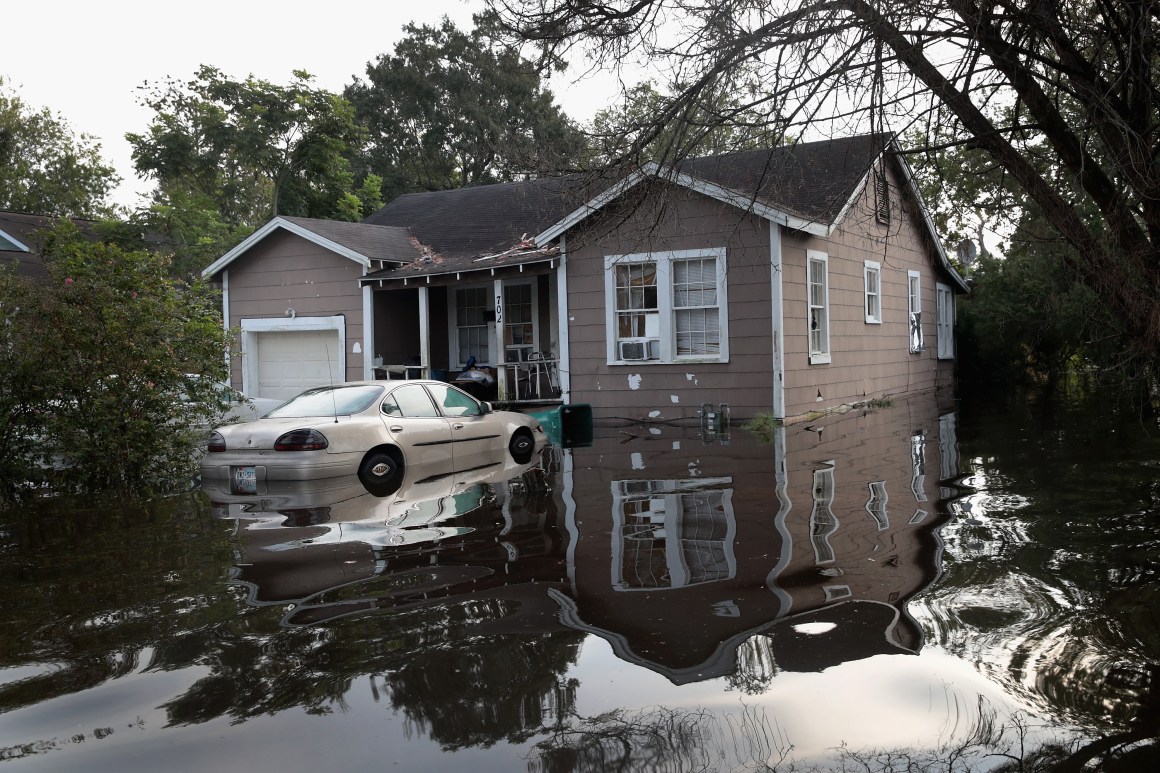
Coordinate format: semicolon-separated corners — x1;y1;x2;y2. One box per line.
274;429;329;451
207;431;226;453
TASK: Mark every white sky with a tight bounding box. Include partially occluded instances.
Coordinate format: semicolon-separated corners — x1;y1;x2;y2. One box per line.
3;0;620;209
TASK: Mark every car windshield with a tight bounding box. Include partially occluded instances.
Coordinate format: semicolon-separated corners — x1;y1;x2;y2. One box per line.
266;385;385;418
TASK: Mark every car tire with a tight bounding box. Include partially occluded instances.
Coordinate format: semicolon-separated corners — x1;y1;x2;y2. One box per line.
358;450;402;493
509;429;535;464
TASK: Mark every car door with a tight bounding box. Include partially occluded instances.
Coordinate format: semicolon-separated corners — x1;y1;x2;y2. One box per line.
380;384;454;466
424;383;505;459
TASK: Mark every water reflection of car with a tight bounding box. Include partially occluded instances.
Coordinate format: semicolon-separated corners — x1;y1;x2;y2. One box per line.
200;380;546;493
200;451;548;621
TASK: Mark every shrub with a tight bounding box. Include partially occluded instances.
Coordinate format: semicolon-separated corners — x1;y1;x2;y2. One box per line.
0;223;232;498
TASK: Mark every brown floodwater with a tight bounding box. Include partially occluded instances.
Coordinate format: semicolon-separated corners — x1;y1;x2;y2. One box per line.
2;386;1158;771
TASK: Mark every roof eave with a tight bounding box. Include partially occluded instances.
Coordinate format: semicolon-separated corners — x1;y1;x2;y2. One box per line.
201;217;376;279
360;253;560;286
533;161;832;248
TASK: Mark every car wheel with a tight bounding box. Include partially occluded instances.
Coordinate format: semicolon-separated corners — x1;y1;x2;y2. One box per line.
509;429;535;463
358;450;402;493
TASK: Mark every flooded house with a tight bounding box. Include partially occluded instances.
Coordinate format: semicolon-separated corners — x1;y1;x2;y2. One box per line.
202;134;967;420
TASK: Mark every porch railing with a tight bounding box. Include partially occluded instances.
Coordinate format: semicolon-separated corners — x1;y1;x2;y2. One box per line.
502;354;560;401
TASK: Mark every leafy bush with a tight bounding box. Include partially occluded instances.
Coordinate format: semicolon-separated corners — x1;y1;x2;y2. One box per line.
0;223;232;498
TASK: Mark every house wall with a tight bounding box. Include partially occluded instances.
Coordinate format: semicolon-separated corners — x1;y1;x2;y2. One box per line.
780;162;956;417
223;229;365;384
566;187;774;420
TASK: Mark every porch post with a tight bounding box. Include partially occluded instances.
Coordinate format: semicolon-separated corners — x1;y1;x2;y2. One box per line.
493;278;506;398
418;286;430;379
361;280;374;380
556;236;570;402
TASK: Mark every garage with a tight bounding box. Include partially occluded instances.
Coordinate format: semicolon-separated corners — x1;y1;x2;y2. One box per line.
240;316;348;401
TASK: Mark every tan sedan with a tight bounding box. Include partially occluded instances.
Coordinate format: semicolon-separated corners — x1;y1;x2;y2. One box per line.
200;380;545;493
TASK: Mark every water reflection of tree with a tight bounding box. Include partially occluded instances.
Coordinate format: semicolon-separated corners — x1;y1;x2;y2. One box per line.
725;635;777;696
925;391;1160;764
0;493;237;715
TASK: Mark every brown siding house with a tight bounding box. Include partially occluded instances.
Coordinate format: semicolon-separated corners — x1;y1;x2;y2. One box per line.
204;135;967;418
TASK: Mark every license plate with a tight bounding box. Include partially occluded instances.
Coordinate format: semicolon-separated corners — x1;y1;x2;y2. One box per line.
231;466;257;495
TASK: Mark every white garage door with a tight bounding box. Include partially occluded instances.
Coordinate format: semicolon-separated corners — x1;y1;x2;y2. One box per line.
256;330;342;400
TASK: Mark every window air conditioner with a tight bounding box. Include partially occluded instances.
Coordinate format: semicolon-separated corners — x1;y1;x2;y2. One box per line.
619;339;660;361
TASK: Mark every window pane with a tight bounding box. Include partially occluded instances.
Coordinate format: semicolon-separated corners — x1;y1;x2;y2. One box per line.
392;384;440;418
426;384;482;417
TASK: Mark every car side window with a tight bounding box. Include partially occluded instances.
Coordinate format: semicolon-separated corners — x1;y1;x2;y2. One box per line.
392;385;441;418
426;384;482;417
380;395;402;417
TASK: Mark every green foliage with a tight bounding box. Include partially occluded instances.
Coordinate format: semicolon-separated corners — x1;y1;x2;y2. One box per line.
0;224;232;497
0;76;119;218
345;17;586;200
587;80;782;165
127;66;377;229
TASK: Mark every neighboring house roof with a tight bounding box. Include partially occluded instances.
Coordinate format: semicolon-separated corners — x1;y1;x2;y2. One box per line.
0;211;101;281
202;216;424;279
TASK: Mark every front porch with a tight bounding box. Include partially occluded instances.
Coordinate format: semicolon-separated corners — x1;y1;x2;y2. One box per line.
361;258;565;407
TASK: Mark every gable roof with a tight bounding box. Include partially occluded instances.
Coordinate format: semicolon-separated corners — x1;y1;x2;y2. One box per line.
201;216;423;279
1;211;102;280
362;175;593;260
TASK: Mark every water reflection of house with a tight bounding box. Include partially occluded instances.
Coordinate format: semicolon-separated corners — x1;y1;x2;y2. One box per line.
205;392;959;682
556;392;957;683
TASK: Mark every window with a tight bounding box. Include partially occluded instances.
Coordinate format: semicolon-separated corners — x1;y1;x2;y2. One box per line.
425;383;482;417
611;478;736;590
810;467;838;564
864;260;882;324
866;481;889;530
808;251;830;364
391;384;441;418
936;283;954;359
604;248;728;364
504;282;535;362
454;287;490;366
0;229;29;252
908;270;924;353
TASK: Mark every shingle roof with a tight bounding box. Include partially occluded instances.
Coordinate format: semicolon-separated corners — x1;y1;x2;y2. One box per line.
358;135;892;284
0;211;102;280
362;175;593;260
277;217;423;263
676;134;890;223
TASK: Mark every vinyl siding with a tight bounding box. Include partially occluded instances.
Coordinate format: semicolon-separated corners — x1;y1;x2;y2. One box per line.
223;229;365;384
780;161;955;417
566;186;774;420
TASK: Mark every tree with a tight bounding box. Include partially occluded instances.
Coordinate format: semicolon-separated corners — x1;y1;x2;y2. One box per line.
344;16;587;200
0;76;118;218
488;0;1160;366
0;224;232;495
127;66;379;229
588;80;782;164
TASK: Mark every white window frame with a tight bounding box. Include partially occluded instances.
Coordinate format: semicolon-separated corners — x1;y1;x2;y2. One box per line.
807;250;831;364
864;260;882;324
604;247;729;365
502;279;539;362
908;270;924;354
936;282;954;359
449;283;494;368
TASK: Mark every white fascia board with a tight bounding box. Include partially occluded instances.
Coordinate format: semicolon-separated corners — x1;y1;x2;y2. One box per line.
201;217;373;278
659;167;829;235
534;167;651;247
533;161;831;246
0;228;31;252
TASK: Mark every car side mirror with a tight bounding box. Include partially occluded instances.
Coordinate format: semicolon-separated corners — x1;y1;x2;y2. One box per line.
479;401;493;415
